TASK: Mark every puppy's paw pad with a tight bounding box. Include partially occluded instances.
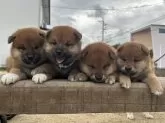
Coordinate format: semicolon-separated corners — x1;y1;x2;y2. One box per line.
127;113;134;120
1;73;19;85
105;76;116;84
32;74;48;84
143;113;154;119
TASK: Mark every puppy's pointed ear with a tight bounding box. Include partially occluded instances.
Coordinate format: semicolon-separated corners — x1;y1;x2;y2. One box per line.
117;44;124;53
8;36;16;44
140;44;149;56
74;29;82;41
46;30;52;39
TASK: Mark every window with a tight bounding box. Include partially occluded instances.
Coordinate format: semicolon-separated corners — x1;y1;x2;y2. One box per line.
159;28;165;33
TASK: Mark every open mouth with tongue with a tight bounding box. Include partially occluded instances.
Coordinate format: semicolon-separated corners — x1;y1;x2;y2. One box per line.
56;58;65;64
55;57;75;69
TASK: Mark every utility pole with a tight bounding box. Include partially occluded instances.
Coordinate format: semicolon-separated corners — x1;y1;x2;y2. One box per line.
101;18;105;41
98;17;108;41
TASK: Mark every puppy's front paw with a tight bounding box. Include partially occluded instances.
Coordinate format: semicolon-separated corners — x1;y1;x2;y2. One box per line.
151;86;163;96
32;73;48;84
105;75;116;84
127;113;135;120
119;76;131;89
1;73;19;85
68;73;88;82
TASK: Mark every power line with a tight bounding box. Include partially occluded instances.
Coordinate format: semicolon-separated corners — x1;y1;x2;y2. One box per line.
106;14;165;40
43;2;163;11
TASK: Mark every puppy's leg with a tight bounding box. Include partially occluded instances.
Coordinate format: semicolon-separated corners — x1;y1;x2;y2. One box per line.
68;69;88;82
126;112;135;120
1;57;27;85
105;73;116;84
1;68;26;85
142;112;154;119
31;63;54;84
144;73;163;95
119;74;131;89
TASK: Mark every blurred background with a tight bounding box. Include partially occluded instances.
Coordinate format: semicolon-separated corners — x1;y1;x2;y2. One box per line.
0;0;165;69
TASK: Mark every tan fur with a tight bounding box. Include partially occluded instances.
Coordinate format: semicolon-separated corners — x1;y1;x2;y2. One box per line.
44;26;81;55
117;42;163;95
76;42;117;83
1;27;51;84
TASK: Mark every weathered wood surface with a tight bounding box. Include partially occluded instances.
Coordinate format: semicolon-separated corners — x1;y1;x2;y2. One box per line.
0;78;165;114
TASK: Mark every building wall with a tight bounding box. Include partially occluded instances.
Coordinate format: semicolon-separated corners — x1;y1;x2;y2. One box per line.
151;25;165;68
131;28;152;49
0;0;41;66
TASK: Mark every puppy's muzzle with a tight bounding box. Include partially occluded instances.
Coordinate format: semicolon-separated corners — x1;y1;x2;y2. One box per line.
22;53;41;65
125;66;132;73
94;73;104;83
124;66;136;75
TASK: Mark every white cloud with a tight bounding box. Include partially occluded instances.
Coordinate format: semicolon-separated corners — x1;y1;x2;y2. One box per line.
51;0;165;45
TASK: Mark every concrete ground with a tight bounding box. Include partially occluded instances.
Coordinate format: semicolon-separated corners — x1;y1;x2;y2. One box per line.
1;70;165;123
8;113;165;123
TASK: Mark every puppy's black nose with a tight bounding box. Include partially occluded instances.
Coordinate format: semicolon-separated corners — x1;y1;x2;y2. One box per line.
27;54;34;60
125;67;132;72
55;49;64;57
56;49;62;55
95;73;103;81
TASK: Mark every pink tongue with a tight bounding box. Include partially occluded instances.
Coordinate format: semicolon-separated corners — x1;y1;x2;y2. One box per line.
56;59;64;64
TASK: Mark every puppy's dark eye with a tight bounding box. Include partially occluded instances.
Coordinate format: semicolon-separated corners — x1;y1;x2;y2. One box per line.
134;59;141;62
88;65;95;69
50;41;57;45
34;46;39;49
66;42;74;47
121;58;126;62
103;64;110;69
17;47;25;51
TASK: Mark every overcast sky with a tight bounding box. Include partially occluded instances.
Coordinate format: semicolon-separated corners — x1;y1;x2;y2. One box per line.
50;0;165;46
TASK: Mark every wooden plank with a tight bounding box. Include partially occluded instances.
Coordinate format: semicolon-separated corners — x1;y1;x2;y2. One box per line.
0;78;164;114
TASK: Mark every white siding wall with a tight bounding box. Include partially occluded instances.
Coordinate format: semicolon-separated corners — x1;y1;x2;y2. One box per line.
0;0;41;66
151;25;165;68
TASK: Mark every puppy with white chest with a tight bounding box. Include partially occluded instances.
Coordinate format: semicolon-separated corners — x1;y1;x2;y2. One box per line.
1;27;52;84
44;26;82;79
74;42;117;84
116;42;163;120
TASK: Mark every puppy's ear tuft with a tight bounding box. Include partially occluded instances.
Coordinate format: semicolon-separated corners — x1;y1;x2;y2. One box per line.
74;30;82;41
46;30;52;39
8;36;16;44
140;44;149;56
